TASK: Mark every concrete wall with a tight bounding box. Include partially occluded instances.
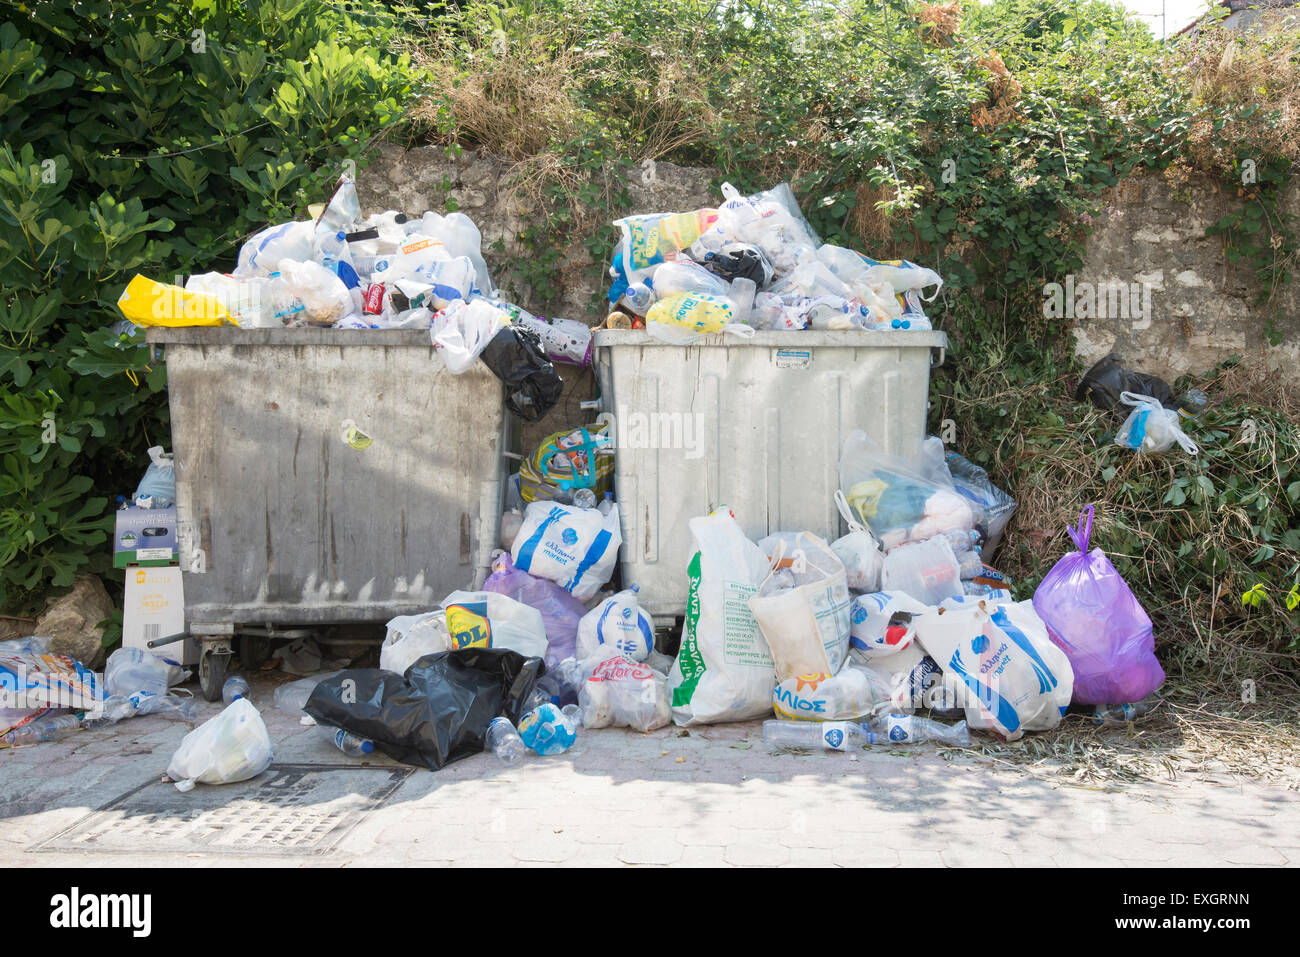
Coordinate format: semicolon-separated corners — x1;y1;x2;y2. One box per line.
358;144;1299;395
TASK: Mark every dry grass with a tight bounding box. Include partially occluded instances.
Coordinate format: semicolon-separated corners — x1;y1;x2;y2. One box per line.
971;51;1022;129
916;1;962;47
957;691;1300;790
1167;13;1300;171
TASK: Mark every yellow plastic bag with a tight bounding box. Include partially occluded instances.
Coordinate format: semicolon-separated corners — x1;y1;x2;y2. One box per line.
117;274;238;327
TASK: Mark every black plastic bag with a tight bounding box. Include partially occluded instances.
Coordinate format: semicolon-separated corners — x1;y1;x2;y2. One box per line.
1074;354;1177;415
699;242;774;286
479;324;564;421
303;648;544;771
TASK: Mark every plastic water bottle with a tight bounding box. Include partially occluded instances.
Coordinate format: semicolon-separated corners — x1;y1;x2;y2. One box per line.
222;675;250;705
331;728;375;757
762;719;865;752
1092;697;1159;727
3;713;82;747
620;282;655;315
865;713;970;746
572;487;597;509
597;492;614;516
1177;389;1208;421
561;704;583;729
485;716;527;763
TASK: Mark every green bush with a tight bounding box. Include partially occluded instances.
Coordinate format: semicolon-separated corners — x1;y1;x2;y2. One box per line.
0;0;413;612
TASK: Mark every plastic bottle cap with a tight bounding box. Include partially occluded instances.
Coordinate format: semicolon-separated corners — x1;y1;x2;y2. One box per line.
361;740;374;753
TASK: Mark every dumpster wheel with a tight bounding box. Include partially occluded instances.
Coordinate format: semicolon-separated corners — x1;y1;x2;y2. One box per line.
198;646;231;702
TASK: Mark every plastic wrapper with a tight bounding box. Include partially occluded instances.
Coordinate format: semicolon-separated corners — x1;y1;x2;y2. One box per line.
276;259;355;326
614;208;719;284
303;649;544;771
478;324;564;422
484;552;587;668
645;293;755;345
439;590;549;660
943;450;1017;559
515;316;593;367
1032;505;1165;705
649;260;731;298
117;274;236;327
881;536;964;606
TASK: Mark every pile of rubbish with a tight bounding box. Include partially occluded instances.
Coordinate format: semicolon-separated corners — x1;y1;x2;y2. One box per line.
114;174;589;421
604;182;943;342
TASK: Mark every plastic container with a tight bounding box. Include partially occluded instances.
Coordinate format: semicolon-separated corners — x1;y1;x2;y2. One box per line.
516;703;578;756
762;719;864;752
485;716;527;763
2;713;81;747
331;728;375;756
593;329;946;617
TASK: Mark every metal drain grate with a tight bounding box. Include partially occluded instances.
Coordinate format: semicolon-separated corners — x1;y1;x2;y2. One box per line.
33;763;412;857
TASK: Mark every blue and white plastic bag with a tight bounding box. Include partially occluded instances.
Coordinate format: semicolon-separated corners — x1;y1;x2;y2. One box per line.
915;597;1073;741
511;501;622;602
576;585;654;662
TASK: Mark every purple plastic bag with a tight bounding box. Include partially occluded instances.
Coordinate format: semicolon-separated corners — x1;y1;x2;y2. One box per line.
484;553;585;668
1032;505;1165;705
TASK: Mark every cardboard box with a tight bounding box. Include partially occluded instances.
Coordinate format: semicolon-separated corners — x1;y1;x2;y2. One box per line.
123;565;197;666
114;505;178;568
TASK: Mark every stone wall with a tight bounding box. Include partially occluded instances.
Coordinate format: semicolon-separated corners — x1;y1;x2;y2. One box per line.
1073;172;1300;387
358;144;1299;399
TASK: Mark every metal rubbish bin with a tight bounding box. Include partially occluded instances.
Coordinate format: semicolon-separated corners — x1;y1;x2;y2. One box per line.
147;328;508;696
593;329;948;620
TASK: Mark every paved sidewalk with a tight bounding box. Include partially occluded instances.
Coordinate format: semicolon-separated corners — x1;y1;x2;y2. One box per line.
3;677;1297;867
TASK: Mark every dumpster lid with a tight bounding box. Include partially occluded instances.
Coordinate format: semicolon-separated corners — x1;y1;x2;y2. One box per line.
591;329;949;349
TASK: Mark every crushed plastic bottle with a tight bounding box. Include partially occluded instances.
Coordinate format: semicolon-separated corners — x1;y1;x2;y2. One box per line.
1091;696;1161;727
83;692;199;729
485;716;527;763
517;702;578;756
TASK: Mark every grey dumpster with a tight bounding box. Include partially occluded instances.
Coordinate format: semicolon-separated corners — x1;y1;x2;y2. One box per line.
592;329;948;620
147;328;508;695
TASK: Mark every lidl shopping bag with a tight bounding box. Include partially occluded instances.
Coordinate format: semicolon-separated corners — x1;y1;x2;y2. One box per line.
1032;505;1164;705
750;532;851;681
511;501;621;602
915;597;1073;741
438;591;549;661
669;511;776;725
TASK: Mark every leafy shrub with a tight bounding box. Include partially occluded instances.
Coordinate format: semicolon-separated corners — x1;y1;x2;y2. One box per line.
0;0;412;611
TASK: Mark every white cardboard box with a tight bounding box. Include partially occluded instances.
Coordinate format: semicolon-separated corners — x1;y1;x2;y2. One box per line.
123;565;198;666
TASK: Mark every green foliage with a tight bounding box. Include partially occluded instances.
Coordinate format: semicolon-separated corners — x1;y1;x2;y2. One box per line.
0;0;412;611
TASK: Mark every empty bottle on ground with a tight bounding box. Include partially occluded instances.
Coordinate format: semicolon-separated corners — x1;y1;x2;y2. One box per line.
485;716;527;763
222;675;250;705
3;713;82;747
331;728;374;757
763;719;865;752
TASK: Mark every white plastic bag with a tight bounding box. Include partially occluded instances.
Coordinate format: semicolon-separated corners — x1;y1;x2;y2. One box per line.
576;653;672;732
166;698;273;792
431;298;508;373
234;221;316;278
1115;392;1199;455
381;611;453;675
669;510;776;725
771;666;892;721
420;211;496;298
749;532;852;681
830;490;884;592
848;590;929;659
276;259;354;326
576;585;654;662
852;643;944;713
882;536;964;605
915;597;1073;741
105;647;187;696
511;501;622;602
439;591;549;660
650;260;731;298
